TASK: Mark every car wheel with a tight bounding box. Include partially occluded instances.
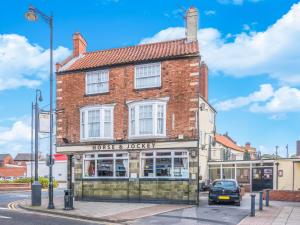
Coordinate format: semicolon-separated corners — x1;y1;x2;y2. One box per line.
234;201;241;206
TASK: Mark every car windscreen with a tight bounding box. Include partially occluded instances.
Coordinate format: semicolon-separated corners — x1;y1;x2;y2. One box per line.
213;181;236;189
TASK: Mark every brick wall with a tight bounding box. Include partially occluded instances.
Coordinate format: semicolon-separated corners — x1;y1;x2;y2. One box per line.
0;155;13;167
0;167;26;177
263;190;300;202
56;57;202;145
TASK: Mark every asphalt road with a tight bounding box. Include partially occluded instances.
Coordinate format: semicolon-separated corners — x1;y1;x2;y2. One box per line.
0;190;105;225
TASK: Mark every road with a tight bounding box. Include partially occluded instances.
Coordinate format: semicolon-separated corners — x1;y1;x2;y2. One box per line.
0;190;105;225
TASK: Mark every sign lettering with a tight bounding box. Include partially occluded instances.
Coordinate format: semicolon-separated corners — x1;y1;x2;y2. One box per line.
92;142;156;151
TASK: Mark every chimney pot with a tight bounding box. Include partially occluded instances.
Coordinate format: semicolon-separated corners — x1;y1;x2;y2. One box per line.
73;32;87;57
186;7;199;42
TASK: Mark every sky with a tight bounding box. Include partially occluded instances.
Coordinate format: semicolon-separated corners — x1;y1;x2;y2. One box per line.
0;0;300;157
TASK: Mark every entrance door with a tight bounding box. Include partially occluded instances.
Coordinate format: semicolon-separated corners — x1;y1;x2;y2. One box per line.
252;167;273;191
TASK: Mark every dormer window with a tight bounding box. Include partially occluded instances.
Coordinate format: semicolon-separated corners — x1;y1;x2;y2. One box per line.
135;63;161;89
86;70;109;95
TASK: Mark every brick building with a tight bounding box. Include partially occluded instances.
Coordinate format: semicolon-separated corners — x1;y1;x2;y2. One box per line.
56;7;211;204
0;154;13;167
14;153;33;167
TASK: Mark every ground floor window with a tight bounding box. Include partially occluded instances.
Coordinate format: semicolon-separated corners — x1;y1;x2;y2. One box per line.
141;150;189;178
83;152;129;178
236;168;250;184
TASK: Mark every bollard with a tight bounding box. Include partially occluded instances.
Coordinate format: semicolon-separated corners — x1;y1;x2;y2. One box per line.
259;191;263;211
266;190;270;207
250;194;256;217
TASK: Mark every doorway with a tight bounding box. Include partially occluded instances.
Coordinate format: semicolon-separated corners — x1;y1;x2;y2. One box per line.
252;167;273;191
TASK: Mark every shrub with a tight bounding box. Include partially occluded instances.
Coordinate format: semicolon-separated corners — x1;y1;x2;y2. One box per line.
38;177;58;189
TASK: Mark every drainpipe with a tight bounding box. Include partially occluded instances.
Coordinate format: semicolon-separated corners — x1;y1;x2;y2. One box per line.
293;161;295;191
275;162;279;190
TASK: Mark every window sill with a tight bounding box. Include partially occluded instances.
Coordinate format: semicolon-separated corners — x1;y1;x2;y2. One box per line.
84;92;110;97
80;138;114;142
128;135;167;140
134;86;162;92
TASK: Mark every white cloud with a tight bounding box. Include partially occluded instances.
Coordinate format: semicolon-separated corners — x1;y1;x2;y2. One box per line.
214;84;300;113
0;119;31;157
0;34;70;91
214;84;273;111
140;2;300;85
204;10;216;16
250;86;300;113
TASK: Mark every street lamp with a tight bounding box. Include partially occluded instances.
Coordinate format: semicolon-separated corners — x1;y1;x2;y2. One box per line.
25;5;55;209
32;89;42;206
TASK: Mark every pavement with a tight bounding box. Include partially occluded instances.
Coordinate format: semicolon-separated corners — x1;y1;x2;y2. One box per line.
19;196;191;223
2;190;300;225
238;198;300;225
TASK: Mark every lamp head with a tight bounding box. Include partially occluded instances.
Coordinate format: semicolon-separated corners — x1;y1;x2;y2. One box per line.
39;93;43;102
25;6;38;21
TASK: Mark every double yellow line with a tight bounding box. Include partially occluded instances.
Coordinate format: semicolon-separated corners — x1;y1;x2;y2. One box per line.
7;200;22;210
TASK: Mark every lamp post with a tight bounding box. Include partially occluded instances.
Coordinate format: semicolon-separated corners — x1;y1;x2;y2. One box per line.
32;89;43;206
25;5;55;209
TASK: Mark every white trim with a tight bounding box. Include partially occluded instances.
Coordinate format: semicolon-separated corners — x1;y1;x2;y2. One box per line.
80;105;115;141
128;100;167;139
83;152;129;179
85;69;109;95
134;62;161;89
139;150;189;179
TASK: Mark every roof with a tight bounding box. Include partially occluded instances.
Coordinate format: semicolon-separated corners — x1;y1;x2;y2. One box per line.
215;134;244;152
58;39;199;73
0;154;11;161
14;153;33;161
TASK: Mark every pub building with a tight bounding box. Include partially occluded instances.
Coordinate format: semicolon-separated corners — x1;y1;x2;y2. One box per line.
56;7;212;204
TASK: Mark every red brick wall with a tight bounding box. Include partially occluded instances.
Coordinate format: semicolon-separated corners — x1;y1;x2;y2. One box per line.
56;57;202;145
0;167;26;177
263;190;300;202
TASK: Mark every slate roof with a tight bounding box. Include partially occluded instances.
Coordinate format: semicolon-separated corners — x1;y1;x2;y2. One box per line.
58;39;199;73
14;153;33;161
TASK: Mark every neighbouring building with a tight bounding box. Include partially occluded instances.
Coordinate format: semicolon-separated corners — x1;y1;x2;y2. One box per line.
0;154;26;178
56;7;213;204
26;154;68;188
14;153;33;167
0;154;13;167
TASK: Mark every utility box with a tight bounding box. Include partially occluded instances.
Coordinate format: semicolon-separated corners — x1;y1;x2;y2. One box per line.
64;189;74;210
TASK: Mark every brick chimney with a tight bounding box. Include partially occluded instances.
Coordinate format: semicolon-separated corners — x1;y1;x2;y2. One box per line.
73;32;87;57
185;7;199;42
200;62;208;100
245;142;251;149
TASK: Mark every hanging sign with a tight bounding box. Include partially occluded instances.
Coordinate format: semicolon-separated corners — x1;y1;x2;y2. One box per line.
39;112;50;133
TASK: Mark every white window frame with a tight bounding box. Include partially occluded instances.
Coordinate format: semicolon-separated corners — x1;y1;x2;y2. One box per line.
140;150;189;179
80;105;114;141
85;70;109;95
128;100;167;139
134;62;161;89
83;152;129;179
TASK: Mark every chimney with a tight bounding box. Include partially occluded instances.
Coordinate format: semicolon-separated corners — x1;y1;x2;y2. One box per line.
73;32;87;57
200;62;208;100
245;142;251;149
297;140;300;156
185;7;199;42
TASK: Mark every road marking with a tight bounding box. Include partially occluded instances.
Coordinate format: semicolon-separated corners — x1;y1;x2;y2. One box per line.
0;215;11;219
0;207;8;210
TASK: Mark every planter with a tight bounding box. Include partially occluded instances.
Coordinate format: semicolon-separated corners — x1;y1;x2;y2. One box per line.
0;183;31;191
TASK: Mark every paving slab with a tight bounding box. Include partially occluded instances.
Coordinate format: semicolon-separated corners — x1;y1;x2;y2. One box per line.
18;198;191;223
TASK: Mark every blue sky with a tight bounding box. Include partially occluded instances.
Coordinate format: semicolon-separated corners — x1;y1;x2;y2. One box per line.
0;0;300;156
